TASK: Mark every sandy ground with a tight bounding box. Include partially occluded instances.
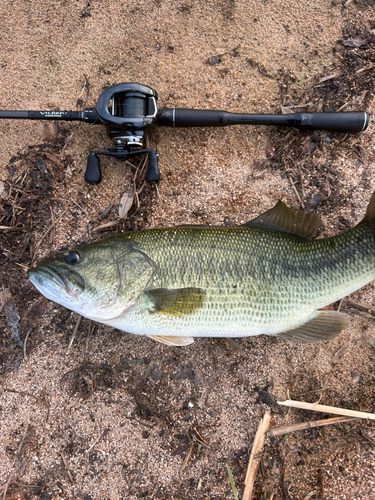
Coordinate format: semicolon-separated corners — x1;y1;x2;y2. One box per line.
1;1;375;499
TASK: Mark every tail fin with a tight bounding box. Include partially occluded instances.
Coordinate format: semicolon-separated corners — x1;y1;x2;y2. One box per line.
363;192;375;226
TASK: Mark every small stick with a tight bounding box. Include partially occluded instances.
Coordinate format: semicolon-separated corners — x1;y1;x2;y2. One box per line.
137;180;146;196
67;195;88;216
267;416;358;437
84;429;108;454
48;207;55;245
31;207;68;263
278;400;375;420
344;298;375;316
318;73;339;84
331;343;350;364
360;429;375;447
287;173;305;209
294;386;325;398
243;410;270;500
2;423;29;500
18;233;31;260
92;220;119;232
179;444;194;476
60;452;74;483
2;472;14;500
67;315;82;351
23;328;32;359
43;152;65;168
85;321;94;353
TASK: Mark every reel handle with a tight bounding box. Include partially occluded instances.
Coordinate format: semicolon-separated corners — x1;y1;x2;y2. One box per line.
84;149;159;184
85;154;101;183
145;150;160;183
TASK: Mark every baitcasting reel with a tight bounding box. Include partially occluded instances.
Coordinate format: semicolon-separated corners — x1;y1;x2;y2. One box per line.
0;82;369;184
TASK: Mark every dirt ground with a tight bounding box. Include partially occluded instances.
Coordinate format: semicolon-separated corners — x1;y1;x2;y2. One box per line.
1;1;375;499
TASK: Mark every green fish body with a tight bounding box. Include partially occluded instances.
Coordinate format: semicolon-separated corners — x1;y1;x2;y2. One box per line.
28;193;375;346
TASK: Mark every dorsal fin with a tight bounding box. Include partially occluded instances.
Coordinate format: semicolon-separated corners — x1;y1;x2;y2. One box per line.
362;191;375;227
244;200;321;239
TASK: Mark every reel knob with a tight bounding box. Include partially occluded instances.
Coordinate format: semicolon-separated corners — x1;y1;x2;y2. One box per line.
145;150;160;183
85;153;102;183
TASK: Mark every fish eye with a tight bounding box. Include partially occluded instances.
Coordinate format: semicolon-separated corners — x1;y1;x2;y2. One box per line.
64;252;80;264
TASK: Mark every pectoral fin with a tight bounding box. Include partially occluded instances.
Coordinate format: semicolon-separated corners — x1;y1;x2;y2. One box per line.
146;287;206;317
277;310;349;343
148;335;195;346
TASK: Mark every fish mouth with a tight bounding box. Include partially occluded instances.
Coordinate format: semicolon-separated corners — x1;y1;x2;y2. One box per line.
28;266;85;295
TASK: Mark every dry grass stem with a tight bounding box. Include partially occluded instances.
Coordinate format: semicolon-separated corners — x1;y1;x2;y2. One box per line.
85;320;93;352
23;328;32;359
278;400;375;420
1;422;29;499
331;343;350;364
267;416;358;437
179;444;193;476
318;73;339;83
92;220;120;232
48;207;55;245
31;207;68;263
360;429;375;447
243;410;271;500
61;452;74;483
344;298;375;316
67;315;83;351
42;152;65;168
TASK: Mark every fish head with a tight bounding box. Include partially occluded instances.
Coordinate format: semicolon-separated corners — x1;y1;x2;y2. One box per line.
28;239;156;321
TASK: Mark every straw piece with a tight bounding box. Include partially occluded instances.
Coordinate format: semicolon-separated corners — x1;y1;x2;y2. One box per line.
243;410;270;500
278;400;375;420
267;416;358;437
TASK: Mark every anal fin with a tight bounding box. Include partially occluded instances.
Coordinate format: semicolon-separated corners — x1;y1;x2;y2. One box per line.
277;310;349;344
148;335;195;346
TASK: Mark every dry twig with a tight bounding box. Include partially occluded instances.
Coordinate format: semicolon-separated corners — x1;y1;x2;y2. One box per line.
60;451;74;483
1;423;29;500
31;207;68;263
92;220;120;232
343;298;375;316
331;343;350;364
243;410;271;500
179;444;194;476
67;315;83;351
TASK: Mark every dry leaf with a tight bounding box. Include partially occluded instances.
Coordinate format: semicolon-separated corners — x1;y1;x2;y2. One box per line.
118;190;134;219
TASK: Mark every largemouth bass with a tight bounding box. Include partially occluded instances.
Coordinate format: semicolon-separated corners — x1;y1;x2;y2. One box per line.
28;193;375;346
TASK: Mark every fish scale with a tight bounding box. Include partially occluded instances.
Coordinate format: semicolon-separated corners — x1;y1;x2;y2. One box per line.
28;193;375;346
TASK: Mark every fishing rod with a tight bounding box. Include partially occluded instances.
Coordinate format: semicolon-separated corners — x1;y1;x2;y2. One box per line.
0;82;369;184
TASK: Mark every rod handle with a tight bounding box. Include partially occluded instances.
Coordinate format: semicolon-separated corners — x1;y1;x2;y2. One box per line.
301;112;369;132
